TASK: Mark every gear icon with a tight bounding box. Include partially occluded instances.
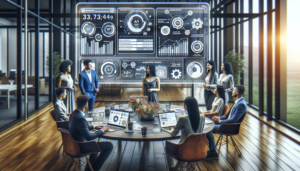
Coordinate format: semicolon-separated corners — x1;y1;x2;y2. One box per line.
192;18;203;30
171;69;182;79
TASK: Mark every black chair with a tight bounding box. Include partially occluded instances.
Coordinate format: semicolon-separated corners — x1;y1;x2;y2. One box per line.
214;113;247;156
8;71;16;81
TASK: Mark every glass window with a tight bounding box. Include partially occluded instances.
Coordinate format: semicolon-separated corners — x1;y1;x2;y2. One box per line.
252;17;259;107
286;0;300;129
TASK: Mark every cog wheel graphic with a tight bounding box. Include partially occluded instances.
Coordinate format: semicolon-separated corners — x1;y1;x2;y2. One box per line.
192;18;203;30
171;69;182;79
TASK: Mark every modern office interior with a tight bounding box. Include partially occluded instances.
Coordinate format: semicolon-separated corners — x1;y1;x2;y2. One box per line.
0;0;299;170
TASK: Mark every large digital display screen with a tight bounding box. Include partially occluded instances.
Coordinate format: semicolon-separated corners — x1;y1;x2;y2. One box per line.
76;3;210;83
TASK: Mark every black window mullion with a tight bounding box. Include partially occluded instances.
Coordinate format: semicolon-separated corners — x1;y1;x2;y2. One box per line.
258;0;264;116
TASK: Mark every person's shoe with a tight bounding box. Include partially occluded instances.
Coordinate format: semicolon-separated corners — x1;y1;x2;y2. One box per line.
206;150;218;159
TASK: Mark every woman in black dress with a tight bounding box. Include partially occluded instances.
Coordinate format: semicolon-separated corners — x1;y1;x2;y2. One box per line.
142;65;160;104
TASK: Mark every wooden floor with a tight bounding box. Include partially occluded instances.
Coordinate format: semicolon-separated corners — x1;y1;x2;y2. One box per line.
1;87;300;171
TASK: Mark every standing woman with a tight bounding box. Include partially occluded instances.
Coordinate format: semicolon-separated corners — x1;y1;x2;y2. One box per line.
57;60;77;113
142;65;160;104
218;62;234;104
203;60;218;110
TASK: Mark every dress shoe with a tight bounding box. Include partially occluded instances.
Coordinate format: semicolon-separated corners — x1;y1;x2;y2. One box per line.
206;150;218;159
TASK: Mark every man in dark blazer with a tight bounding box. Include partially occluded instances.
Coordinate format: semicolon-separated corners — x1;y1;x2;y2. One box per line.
69;95;113;171
206;85;248;159
79;59;99;110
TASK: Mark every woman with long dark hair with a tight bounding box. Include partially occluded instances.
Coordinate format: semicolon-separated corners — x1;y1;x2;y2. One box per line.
203;60;218;110
57;60;77;113
142;65;160;104
167;97;205;170
218;62;234;104
200;85;225;117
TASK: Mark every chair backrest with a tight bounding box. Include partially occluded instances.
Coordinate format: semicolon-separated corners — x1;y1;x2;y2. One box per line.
49;109;56;121
176;133;208;162
58;128;82;158
222;105;229;116
8;71;15;80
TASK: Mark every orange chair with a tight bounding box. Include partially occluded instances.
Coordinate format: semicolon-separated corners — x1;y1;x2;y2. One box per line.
214;113;247;156
165;133;208;170
50;109;69;153
58;128;102;171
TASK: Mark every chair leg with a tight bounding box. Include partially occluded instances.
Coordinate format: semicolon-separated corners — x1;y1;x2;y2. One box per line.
196;162;201;171
217;135;223;153
230;136;242;156
86;156;94;171
65;158;72;171
75;158;80;171
215;135;222;147
58;143;63;154
226;136;229;152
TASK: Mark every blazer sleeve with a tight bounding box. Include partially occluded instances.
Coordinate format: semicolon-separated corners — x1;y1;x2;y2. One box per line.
210;73;219;89
220;104;246;124
171;117;184;137
54;104;68;121
94;70;99;89
79;73;86;95
226;75;235;92
77;118;103;141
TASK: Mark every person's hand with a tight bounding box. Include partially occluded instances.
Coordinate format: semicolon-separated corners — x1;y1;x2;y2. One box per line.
66;113;71;116
95;88;99;93
170;127;174;132
73;86;77;92
148;89;153;92
94;125;103;129
212;116;220;124
102;127;109;132
203;83;206;88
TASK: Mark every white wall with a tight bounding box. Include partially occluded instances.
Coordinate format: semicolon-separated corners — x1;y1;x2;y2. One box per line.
0;29;7;73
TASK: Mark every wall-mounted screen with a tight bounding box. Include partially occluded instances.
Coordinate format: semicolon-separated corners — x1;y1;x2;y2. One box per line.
76;2;210;83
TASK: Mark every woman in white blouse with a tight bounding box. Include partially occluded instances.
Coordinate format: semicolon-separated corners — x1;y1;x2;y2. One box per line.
203;60;218;110
218;62;235;104
200;85;225;117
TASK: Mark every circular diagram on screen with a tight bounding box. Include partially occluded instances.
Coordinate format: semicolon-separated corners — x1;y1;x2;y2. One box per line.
113;116;119;122
101;22;116;37
99;61;120;79
161;26;170;36
191;40;204;53
81;22;96;36
186;61;204;78
124;10;149;34
155;65;168;79
172;16;185;30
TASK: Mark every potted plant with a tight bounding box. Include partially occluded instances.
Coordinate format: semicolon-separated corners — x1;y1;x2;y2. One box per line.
46;51;63;78
224;50;245;85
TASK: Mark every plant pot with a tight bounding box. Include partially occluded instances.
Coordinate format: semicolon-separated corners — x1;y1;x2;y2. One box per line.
140;113;155;121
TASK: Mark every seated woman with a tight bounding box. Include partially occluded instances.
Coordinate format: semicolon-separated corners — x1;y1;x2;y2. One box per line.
53;87;71;121
167;97;205;170
200;85;225;117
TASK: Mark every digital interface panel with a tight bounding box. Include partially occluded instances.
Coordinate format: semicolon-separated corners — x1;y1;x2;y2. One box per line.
76;3;210;83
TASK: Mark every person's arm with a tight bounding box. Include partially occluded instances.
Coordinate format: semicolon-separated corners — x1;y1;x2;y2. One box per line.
94;70;99;89
54;104;68;121
142;76;145;95
226;75;235;92
57;77;62;88
220;104;246;124
78;74;86;95
171;117;184;137
208;73;218;88
77;118;104;141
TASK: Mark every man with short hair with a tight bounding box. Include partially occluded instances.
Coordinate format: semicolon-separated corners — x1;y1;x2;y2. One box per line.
68;95;113;171
79;60;99;110
205;85;248;159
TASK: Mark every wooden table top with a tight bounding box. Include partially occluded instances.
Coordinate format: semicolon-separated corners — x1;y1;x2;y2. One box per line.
85;104;215;141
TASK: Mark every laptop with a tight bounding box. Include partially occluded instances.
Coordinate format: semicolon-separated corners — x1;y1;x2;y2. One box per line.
159;112;177;133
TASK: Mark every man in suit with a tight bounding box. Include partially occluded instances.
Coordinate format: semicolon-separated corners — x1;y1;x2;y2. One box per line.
69;95;113;171
206;85;247;159
79;59;99;110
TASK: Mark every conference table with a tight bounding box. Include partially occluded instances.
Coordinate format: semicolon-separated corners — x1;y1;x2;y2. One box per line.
0;84;33;109
85;104;215;141
85;104;214;169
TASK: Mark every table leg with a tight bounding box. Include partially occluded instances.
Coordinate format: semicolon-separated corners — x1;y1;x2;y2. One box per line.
6;90;9;109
